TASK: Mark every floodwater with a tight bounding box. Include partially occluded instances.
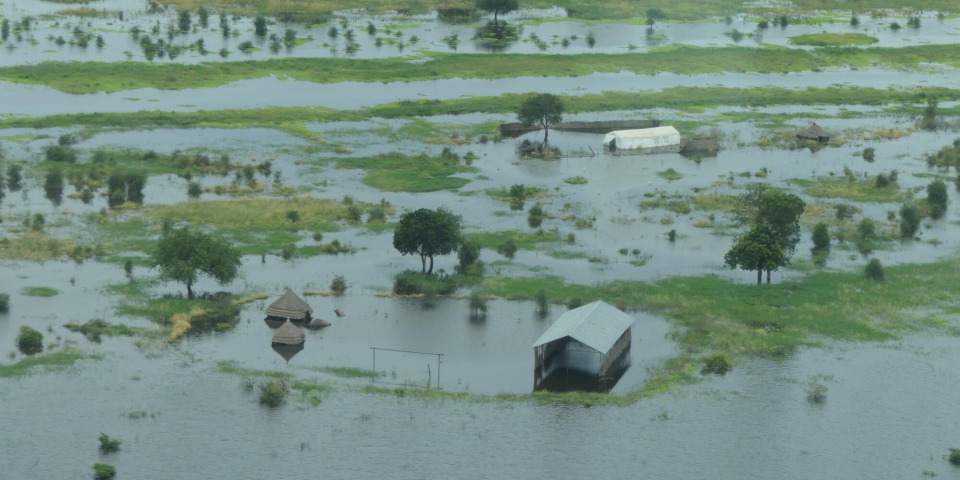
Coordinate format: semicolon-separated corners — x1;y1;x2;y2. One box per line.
4;2;960;479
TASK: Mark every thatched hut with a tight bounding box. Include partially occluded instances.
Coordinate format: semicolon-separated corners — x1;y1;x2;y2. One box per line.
797;123;831;142
265;288;313;322
271;320;305;346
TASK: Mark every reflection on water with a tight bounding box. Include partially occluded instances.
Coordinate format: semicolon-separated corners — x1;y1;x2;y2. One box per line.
534;343;631;393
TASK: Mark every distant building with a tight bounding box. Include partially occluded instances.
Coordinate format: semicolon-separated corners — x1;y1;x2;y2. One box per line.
797;122;831;142
603;126;682;153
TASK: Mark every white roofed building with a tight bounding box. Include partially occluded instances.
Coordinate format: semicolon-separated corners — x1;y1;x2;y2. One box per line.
603;126;681;153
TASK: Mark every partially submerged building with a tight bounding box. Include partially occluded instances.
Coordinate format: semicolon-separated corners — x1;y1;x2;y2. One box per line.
271;319;305;346
603;126;682;154
532;300;633;392
265;287;313;323
797;122;831;143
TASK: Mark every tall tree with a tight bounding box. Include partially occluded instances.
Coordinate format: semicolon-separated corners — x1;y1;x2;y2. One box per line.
152;227;241;299
731;183;804;282
476;0;518;28
725;226;785;284
393;207;461;274
517;93;563;149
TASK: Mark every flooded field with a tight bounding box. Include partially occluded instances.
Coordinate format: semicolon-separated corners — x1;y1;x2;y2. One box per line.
3;0;960;478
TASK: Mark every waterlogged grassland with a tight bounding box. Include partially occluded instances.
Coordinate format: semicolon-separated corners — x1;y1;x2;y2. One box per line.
7;86;959;138
789;33;879;46
332;152;478;192
479;257;960;359
465;230;563;250
788;176;905;202
0;349;95;378
8;44;960;94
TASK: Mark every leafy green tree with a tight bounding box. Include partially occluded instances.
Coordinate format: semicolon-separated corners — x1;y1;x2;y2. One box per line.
152;227;242;299
393;207;461;274
517;93;563;148
476;0;518;27
731;183;805;282
724;226;785;284
455;240;483;275
865;258;884;281
528;204;545;228
198;7;209;28
1;19;9;41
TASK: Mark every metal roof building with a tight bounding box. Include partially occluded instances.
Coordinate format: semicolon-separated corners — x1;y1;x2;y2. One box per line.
532;301;634;392
603;126;681;153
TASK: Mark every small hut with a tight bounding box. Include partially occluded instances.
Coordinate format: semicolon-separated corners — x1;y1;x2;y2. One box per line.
797;123;831;142
532;300;633;392
271;319;305;346
265;288;313;323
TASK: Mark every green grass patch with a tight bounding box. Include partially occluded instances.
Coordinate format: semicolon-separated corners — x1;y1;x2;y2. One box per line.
0;349;92;378
564;176;588;185
789;33;878;46
657;168;684;181
64;319;156;342
215;360;294;380
789;176;904;202
465;230;562;250
334;152;476;192
21;286;59;297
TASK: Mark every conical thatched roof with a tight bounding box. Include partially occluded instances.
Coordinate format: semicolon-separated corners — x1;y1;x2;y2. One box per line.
265;288;313;320
272;319;305;346
797;123;831;140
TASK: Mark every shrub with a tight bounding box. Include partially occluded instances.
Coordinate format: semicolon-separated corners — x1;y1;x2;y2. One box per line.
281;243;296;260
700;353;731;375
667;229;677;242
187;181;202;199
862;147;875;162
496;238;517;259
874;173;890;188
865;258;884;281
330;275;347;295
927;180;948;219
812;222;830;250
0;293;9;313
58;133;79;146
259;379;286;407
238;40;254;52
949;448;960;465
900;203;921;237
92;463;116;479
7;164;23;191
392;271;458;296
835;203;858;220
455;240;482;275
98;433;121;452
44;144;77;163
123;260;133;277
16;326;43;354
806;382;828;403
528;205;545;228
286;210;300;223
367;205;387;223
857;218;876;241
254;15;267;36
535;289;549;318
468;290;487;319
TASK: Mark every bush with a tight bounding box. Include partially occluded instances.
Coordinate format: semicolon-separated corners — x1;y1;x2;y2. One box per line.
392;271;458;296
455;240;482;275
92;463;116;479
874;173;890;188
0;293;8;313
900;203;921;237
124;260;133;277
254;15;267;36
857;218;876;241
528;205;544;228
187;181;202;199
700;353;731;375
812;222;830;250
862;147;875;162
286;210;300;223
949;448;960;465
496;238;517;259
535;289;549;318
927;180;948;219
806;382;828;403
330;275;347;295
259;379;286;407
835;203;858;220
468;290;487;319
16;326;43;354
565;297;583;310
44;144;77;163
98;433;121;452
865;258;884;281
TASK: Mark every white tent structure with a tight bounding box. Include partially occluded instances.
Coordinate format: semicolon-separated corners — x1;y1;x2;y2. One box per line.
603;126;681;153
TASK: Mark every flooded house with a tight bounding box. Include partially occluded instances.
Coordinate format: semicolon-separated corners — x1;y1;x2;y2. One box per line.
796;122;832;143
532;300;633;392
603;126;682;153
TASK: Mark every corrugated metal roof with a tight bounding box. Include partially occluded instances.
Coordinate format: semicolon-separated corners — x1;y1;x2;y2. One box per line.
531;301;634;353
603;126;680;144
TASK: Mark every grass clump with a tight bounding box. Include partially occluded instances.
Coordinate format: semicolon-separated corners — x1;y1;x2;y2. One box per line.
63;319;146;343
92;463;115;479
98;433;121;453
789;176;902;202
334;152;476;192
564;175;588;185
22;286;58;297
700;353;731;375
657;168;683;181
